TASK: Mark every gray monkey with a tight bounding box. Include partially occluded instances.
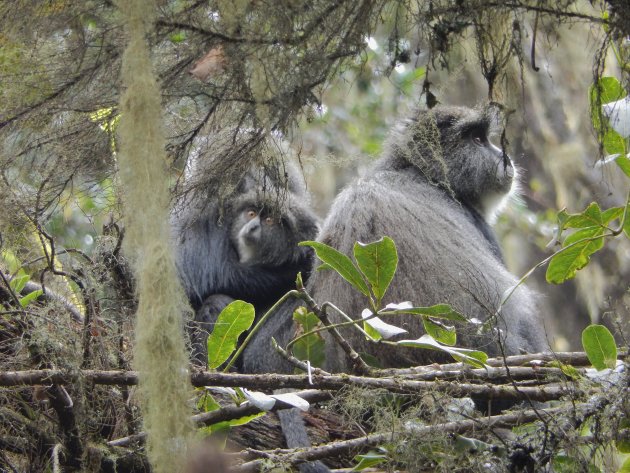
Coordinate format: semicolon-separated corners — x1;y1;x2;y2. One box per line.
172;162;319;367
172;157;328;473
243;105;547;376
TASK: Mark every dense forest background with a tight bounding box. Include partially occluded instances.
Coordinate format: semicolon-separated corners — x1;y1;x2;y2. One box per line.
0;1;629;472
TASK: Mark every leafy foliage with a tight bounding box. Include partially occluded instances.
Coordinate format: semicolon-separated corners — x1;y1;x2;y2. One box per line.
206;301;256;369
304;237;483;366
547;202;628;284
581;324;617;370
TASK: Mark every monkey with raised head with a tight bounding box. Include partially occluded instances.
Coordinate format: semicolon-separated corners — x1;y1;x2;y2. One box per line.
243;105;547;376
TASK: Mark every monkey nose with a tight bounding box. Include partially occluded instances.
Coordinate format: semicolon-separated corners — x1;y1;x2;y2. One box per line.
245;222;261;241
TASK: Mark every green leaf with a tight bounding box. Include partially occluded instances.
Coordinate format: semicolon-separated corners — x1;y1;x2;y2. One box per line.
450;350;489;368
204;412;266;434
363;320;382;341
353;237;398;303
397;334;488;368
352;451;388;471
315;262;333;271
422;318;456;346
293;306;319;332
546;227;605;284
206;301;255;369
197;392;221;412
616;155;630;178
589;76;627;155
603;128;627;155
563;202;603;228
380;303;467;322
548;361;582;380
9;272;29;294
601;206;624;225
582;324;617;370
552;455;599;473
300;241;370;296
616;418;630;453
292;307;326;368
592;76;627;105
19;289;43;307
362;310;407;340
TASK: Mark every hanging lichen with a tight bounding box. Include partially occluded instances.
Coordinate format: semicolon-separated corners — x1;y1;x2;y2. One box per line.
115;1;194;472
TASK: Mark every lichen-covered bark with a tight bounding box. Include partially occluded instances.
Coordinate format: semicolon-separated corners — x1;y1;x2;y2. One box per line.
116;1;194;471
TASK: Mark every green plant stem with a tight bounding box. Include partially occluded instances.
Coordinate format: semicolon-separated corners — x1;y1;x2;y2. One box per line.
286;303;384;351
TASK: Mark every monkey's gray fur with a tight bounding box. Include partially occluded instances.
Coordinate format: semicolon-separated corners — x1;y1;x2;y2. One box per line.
172;156;328;472
243;105;547;376
172;160;319;364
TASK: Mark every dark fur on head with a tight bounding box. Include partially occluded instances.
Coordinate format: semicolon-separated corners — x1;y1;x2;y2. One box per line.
383;104;514;222
172;163;319;311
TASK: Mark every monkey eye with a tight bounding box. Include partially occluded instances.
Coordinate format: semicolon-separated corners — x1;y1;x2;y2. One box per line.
470;129;487;146
246;210;258;219
264;217;275;225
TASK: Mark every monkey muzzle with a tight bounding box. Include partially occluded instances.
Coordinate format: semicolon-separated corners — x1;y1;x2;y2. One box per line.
236;218;262;263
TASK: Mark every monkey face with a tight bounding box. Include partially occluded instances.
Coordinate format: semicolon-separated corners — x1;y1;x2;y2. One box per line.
406;106;517;221
231;206;300;266
458;124;516;220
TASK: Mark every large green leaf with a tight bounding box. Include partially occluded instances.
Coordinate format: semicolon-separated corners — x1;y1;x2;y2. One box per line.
300;241;370;296
582;324;617;371
602;128;627;155
589;76;629;156
353;237;398;303
546;226;605;284
589;76;626;134
206;300;255;369
591;76;627;105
